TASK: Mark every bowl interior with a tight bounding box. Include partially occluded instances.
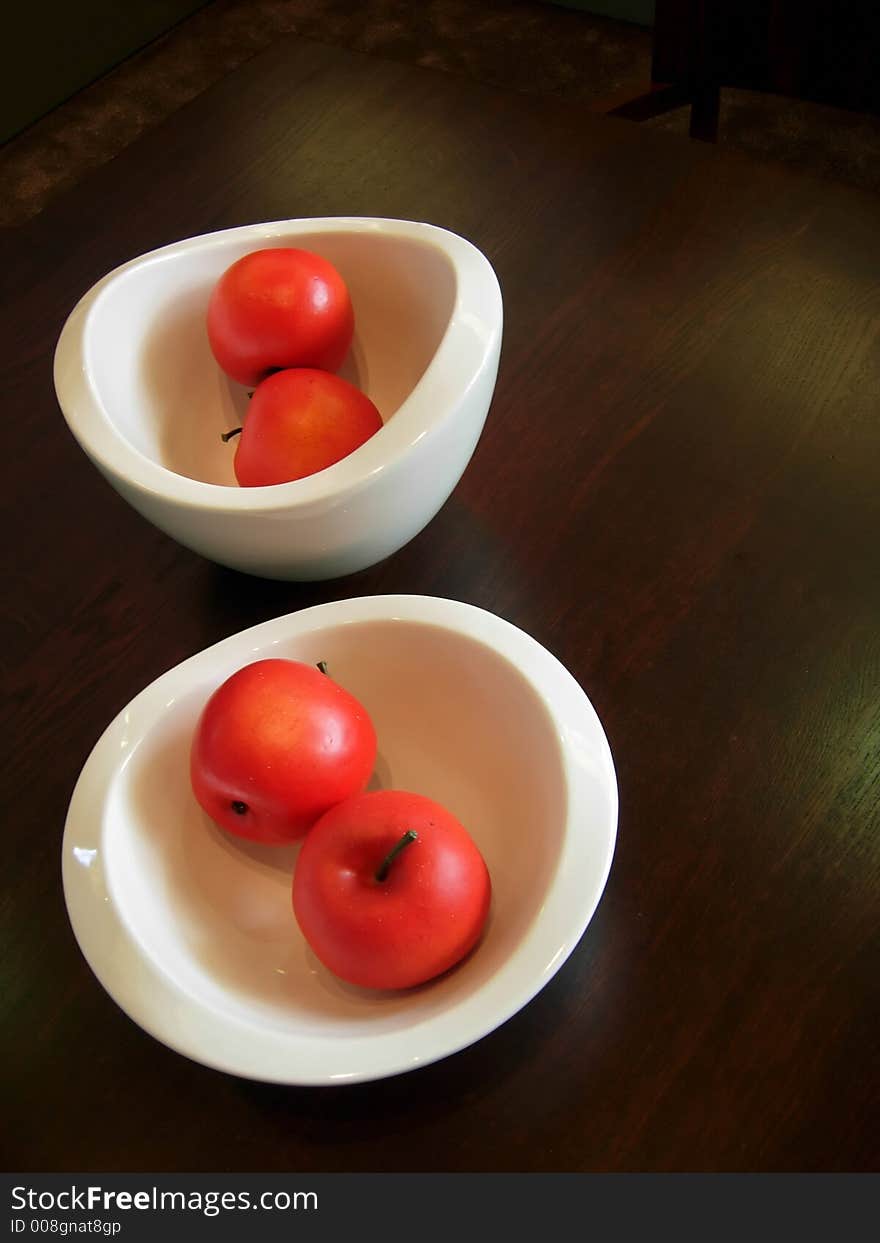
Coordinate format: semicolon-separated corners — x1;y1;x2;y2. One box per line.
104;618;568;1038
84;230;458;485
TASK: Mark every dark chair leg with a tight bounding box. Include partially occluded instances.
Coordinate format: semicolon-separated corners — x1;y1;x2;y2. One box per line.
688;81;720;141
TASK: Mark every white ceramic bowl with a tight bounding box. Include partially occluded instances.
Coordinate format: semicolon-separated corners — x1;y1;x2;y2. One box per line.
63;595;618;1085
53;218;502;580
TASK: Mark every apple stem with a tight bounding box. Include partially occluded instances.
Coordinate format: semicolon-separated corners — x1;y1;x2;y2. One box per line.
317;661;329;675
221;427;242;443
375;831;418;882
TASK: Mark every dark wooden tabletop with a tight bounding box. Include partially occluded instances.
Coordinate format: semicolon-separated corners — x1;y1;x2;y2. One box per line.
2;34;878;1174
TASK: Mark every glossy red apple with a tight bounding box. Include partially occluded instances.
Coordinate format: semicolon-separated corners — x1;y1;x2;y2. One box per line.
206;247;354;387
190;659;376;844
292;789;492;989
230;368;383;486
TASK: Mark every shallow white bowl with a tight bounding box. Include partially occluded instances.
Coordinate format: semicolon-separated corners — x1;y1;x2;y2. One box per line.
62;595;618;1085
53;218;502;580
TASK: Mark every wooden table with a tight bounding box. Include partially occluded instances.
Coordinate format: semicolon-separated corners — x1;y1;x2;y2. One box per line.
3;35;878;1174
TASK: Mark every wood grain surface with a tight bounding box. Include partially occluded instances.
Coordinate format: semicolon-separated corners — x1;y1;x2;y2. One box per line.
2;35;878;1173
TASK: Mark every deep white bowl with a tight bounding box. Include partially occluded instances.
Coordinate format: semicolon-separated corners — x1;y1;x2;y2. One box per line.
53;218;502;580
62;595;618;1085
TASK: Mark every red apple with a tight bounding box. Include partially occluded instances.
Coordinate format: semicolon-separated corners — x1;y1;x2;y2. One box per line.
231;368;383;487
207;247;354;387
190;659;376;844
292;790;492;989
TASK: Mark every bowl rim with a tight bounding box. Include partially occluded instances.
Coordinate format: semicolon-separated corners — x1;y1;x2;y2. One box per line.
52;217;502;514
61;594;618;1085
